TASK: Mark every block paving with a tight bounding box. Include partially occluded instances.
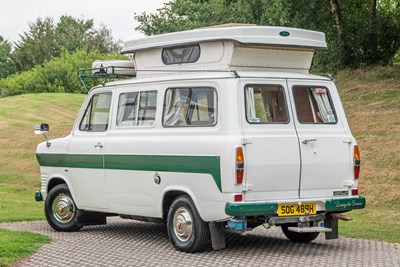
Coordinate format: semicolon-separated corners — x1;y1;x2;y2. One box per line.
1;217;399;267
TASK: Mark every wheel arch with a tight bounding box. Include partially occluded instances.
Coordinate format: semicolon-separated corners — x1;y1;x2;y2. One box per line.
47;177;68;193
162;190;191;220
46;175;80;207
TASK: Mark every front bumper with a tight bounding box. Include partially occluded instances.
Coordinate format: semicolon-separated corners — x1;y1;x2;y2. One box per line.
225;196;366;217
35;191;43;202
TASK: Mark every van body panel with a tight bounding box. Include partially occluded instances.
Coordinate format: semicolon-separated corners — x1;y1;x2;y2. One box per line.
287;80;353;199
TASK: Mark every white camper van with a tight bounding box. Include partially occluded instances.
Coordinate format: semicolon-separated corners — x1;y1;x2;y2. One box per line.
35;25;365;252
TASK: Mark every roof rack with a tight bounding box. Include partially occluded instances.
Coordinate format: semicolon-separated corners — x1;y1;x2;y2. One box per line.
78;61;136;93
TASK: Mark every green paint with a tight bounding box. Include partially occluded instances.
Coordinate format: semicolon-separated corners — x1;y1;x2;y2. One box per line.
225;202;278;216
325;196;366;212
36;154;69;168
36;153;103;169
36;153;221;191
68;154;104;169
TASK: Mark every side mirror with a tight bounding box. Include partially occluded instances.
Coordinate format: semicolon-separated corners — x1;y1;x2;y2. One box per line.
34;123;49;135
34;123;51;147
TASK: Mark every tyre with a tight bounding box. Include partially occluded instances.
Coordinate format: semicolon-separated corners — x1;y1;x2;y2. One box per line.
45;184;82;232
167;195;210;252
281;223;319;243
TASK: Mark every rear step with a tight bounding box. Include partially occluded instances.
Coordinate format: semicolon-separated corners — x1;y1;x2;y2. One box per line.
288;227;332;233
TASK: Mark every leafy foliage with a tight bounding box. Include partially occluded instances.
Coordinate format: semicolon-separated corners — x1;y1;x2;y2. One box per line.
0;49;126;97
12;16;121;72
0;36;16;79
134;0;400;70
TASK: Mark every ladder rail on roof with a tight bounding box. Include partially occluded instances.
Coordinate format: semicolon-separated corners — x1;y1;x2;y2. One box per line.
78;65;136;93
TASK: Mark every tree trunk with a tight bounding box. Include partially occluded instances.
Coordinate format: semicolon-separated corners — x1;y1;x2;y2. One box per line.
330;0;344;39
329;0;349;66
368;0;377;63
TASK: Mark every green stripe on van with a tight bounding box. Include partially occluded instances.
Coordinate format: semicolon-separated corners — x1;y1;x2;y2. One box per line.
36;153;221;191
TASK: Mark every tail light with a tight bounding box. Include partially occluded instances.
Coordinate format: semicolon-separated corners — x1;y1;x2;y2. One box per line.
236;147;244;184
354;145;360;179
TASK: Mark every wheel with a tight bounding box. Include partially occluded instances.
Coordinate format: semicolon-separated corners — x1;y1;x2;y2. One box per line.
281;223;319;243
167;195;210;252
45;184;82;232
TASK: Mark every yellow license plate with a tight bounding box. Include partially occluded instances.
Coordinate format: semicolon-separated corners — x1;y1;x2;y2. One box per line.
278;203;317;216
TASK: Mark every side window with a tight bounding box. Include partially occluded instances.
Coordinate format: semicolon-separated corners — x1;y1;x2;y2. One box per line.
292;86;337;124
79;92;112;132
116;90;157;127
163;88;217;127
245;85;288;123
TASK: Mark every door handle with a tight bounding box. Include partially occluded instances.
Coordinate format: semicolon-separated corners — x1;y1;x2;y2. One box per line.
94;142;103;149
302;139;317;144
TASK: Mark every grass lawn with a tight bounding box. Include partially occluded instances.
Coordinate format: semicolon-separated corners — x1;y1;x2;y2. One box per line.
0;229;51;266
0;93;84;266
335;66;400;242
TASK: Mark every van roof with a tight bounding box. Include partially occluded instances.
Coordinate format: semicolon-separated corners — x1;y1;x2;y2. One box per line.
122;26;327;54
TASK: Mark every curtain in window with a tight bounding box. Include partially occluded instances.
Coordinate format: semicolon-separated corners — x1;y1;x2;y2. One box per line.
246;87;257;122
311;88;336;123
163;89;187;126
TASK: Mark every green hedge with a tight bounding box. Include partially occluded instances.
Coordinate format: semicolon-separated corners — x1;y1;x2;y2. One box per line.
0;49;126;97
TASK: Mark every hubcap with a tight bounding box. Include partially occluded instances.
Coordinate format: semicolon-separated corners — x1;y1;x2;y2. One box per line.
173;207;193;242
51;194;76;224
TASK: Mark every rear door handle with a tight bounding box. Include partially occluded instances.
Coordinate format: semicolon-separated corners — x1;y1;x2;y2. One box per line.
302;139;317;144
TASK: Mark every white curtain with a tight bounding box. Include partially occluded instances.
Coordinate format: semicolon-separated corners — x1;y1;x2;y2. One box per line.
246;87;257;122
163;89;187;126
311;88;336;123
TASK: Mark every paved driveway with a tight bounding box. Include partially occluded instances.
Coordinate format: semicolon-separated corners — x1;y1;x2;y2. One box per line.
1;218;399;267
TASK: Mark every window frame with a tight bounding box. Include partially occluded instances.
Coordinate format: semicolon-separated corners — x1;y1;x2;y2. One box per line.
162;87;218;128
115;90;158;128
79;92;112;132
244;84;290;125
291;85;338;125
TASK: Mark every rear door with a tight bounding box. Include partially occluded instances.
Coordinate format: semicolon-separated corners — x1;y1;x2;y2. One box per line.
287;80;353;198
241;80;301;201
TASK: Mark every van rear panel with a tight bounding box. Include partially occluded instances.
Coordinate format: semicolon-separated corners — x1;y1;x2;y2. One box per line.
241;78;354;202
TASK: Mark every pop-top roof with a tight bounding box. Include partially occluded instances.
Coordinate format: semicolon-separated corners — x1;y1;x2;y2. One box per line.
122;25;327;54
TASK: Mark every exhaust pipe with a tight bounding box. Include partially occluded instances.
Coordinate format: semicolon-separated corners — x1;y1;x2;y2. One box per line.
331;213;352;221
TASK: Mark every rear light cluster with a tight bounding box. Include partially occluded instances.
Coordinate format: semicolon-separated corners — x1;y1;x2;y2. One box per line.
354;145;361;180
236;147;244;184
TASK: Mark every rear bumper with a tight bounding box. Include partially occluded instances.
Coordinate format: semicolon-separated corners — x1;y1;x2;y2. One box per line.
225;196;366;217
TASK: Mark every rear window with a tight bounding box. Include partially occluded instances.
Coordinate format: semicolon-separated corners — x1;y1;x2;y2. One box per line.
292;86;336;124
245;85;288;123
163;88;217;127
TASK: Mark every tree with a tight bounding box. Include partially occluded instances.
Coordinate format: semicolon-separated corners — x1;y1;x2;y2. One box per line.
55;15;94;54
134;0;400;69
13;17;57;71
84;24;122;53
12;16;121;72
0;36;16;79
